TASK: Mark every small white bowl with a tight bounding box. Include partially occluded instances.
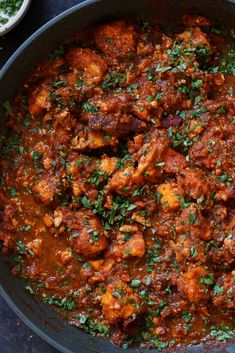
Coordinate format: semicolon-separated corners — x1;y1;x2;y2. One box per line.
0;0;31;36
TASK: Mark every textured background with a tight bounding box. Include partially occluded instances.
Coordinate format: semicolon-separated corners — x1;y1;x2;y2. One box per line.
0;1;84;352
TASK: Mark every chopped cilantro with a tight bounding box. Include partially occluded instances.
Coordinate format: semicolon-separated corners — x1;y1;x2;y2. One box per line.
82;262;92;270
154;340;169;351
80;196;91;209
19;225;31;232
82;102;100;113
79;315;110;336
156;93;162;100
82;102;99;113
53;79;66;88
210;325;234;342
190;245;198;258
10;187;17;198
32;151;42;160
16;241;26;255
182;312;193;323
76;77;83;88
3;100;12;116
213;285;224;295
146;276;152;285
188;213;197;225
198;274;214;285
49;45;65;60
101;72;126;90
192;79;203;89
42;293;75;310
130;279;141;288
146;95;154;102
155;162;165;167
25;285;35;295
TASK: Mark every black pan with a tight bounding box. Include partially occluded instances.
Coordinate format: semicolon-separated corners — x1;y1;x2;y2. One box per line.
0;1;234;352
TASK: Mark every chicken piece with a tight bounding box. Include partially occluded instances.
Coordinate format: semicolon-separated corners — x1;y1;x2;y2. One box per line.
50;208;108;256
177;168;211;200
226;215;235;235
80;92;145;135
131;212;151;227
95;21;136;58
81;157;117;187
98;157;117;176
105;226;145;261
52;72;80;101
66;155;95;196
164;148;188;173
71;181;86;198
71;130;118;150
156;79;186;112
137;40;154;56
175;204;212;241
53;109;77;130
132;103;151;121
43;214;54;228
186;119;207;139
101;280;142;324
66;48;107;84
211;204;228;223
33;174;60;205
223;215;235;257
53;208;64;228
133;80;158;105
89;259;104;271
212;272;235;309
82;258;116;284
177;265;210;302
107;166;141;195
0;231;14;251
128;134;145;156
26;239;43;257
130;81;158;122
56;249;73;265
216;187;235;202
67;153;117;192
28;86;51;116
224;236;235;257
69;215;108;256
87;112;145;135
157;182;180;211
122;231;145;258
177;27;211;50
137;130;168;178
66;153;94;178
189;124;232;171
85;92;134;115
211;232;235;266
43;156;53;170
171;234;205;264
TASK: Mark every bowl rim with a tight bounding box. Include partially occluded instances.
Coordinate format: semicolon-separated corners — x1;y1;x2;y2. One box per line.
0;0;32;36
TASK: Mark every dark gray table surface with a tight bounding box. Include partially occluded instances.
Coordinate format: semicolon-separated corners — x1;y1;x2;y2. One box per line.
0;1;84;352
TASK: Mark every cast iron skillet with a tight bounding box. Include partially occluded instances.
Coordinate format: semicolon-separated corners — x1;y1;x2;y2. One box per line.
0;1;234;352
